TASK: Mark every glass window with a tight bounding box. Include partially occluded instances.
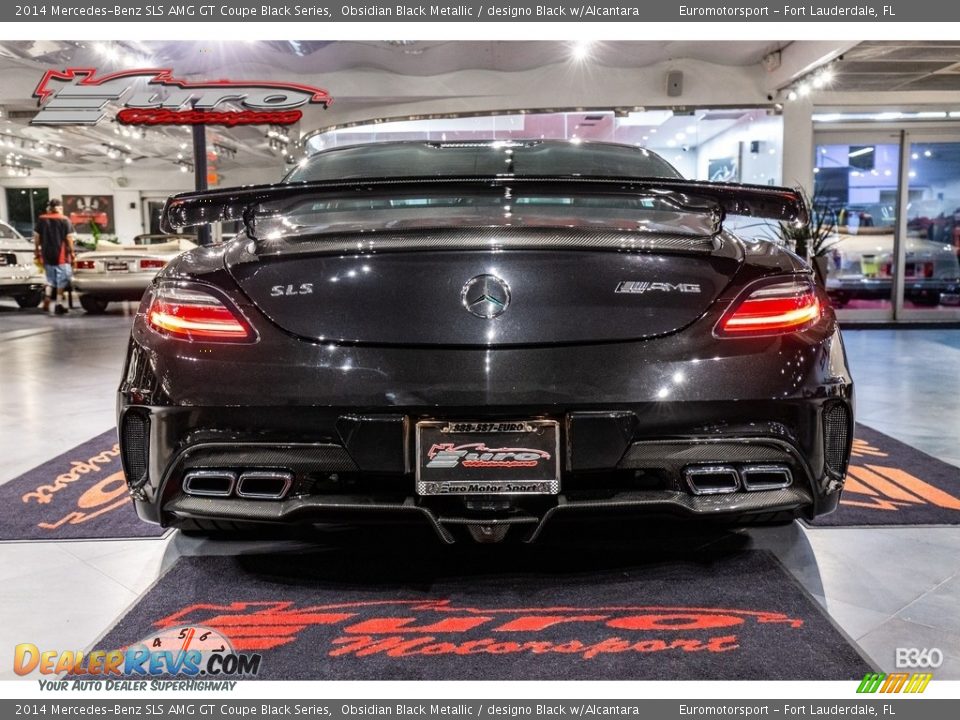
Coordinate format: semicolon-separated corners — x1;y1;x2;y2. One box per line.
4;187;49;237
287;140;681;183
902;142;960;313
814;144;900;312
302;109;783;185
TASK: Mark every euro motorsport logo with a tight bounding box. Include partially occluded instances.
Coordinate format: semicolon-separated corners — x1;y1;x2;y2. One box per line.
13;626;261;678
32;68;332;127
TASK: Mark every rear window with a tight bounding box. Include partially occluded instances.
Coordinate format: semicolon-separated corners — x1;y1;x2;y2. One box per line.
0;221;23;239
285;141;682;183
251;188;718;240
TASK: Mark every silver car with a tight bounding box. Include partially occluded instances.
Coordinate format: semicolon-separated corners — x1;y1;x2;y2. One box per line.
72;234;197;313
825;229;960;307
0;220;45;308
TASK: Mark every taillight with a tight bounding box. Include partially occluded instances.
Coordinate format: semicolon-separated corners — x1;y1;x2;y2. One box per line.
146;285;254;342
139;259;166;270
716;278;822;337
75;260;95;270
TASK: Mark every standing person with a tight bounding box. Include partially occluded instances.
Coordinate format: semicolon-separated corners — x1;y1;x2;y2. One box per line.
33;198;76;315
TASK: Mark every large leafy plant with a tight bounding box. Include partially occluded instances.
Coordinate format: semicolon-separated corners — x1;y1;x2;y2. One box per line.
780;189;841;260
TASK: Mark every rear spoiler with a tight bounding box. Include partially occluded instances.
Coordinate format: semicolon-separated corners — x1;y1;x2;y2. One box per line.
160;176;808;233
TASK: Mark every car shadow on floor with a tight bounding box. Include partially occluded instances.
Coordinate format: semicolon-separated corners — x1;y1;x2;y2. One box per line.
160;517;824;599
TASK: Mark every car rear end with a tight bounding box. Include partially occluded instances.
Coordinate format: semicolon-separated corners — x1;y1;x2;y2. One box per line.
117;141;854;542
0;222;45;307
73;239;195;310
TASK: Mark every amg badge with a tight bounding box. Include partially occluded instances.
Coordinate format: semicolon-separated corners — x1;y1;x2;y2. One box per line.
615;281;702;294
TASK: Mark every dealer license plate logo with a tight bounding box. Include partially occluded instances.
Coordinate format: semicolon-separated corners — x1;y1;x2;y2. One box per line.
416;420;559;496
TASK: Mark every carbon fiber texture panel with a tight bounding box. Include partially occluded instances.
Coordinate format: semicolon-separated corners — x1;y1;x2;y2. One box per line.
619;441;794;467
528;486;812;541
165;494;453;542
170;443;357;473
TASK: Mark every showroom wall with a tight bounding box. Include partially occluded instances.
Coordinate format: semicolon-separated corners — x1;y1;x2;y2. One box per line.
0;163;283;241
695;113;783;186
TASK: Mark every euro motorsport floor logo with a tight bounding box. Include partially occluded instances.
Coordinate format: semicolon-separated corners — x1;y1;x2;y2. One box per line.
856;672;932;694
143;599;805;660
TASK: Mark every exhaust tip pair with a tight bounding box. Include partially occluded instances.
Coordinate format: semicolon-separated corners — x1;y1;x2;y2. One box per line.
182;470;293;500
683;464;792;496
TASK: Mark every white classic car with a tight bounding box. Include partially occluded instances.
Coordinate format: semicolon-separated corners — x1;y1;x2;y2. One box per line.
0;220;45;308
825;227;960;307
72;234;197;313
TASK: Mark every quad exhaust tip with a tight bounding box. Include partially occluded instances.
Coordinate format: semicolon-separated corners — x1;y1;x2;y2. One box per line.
182;470;236;497
182;469;293;500
684;465;740;495
740;464;793;491
236;471;293;500
683;464;793;495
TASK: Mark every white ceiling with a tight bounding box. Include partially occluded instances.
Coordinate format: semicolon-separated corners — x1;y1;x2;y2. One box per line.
9;39;935;182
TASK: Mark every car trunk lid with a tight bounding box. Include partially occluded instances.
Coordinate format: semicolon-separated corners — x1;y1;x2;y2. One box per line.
225;227;741;346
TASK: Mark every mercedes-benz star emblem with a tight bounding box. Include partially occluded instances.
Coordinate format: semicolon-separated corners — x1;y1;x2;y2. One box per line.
461;274;511;319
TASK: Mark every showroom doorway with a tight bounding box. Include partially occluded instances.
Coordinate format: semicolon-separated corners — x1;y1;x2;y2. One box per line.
814;126;960;322
4;187;48;237
141;196;167;236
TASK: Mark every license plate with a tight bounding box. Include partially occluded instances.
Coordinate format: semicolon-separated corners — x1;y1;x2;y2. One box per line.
106;261;128;272
416;420;560;496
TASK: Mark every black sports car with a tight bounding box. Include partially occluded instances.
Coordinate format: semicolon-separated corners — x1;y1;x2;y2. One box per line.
118;140;854;543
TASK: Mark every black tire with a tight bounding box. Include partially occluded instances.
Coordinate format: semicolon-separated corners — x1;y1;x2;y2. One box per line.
909;295;941;307
79;295;109;314
14;290;43;308
827;292;850;308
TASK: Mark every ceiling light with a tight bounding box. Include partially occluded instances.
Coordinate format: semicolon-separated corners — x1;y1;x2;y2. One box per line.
571;41;593;62
125;157;132;164
787;90;798;101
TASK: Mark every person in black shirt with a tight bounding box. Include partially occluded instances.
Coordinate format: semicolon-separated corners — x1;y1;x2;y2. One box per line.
33;198;76;315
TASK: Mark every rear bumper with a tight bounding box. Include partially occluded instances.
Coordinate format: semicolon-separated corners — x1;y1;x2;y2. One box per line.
0;280;44;296
118;399;852;543
117;292;854;541
73;273;152;300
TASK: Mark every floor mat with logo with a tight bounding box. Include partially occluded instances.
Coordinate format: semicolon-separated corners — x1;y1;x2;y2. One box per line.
94;541;870;680
0;428;166;541
809;424;960;527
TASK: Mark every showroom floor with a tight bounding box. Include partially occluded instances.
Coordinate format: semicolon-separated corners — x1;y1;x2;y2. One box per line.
1;299;959;680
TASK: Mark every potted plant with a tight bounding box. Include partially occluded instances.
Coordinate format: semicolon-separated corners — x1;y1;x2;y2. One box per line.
779;189;842;286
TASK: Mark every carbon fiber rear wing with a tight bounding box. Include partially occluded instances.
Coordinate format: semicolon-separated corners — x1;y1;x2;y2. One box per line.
160;176;808;234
